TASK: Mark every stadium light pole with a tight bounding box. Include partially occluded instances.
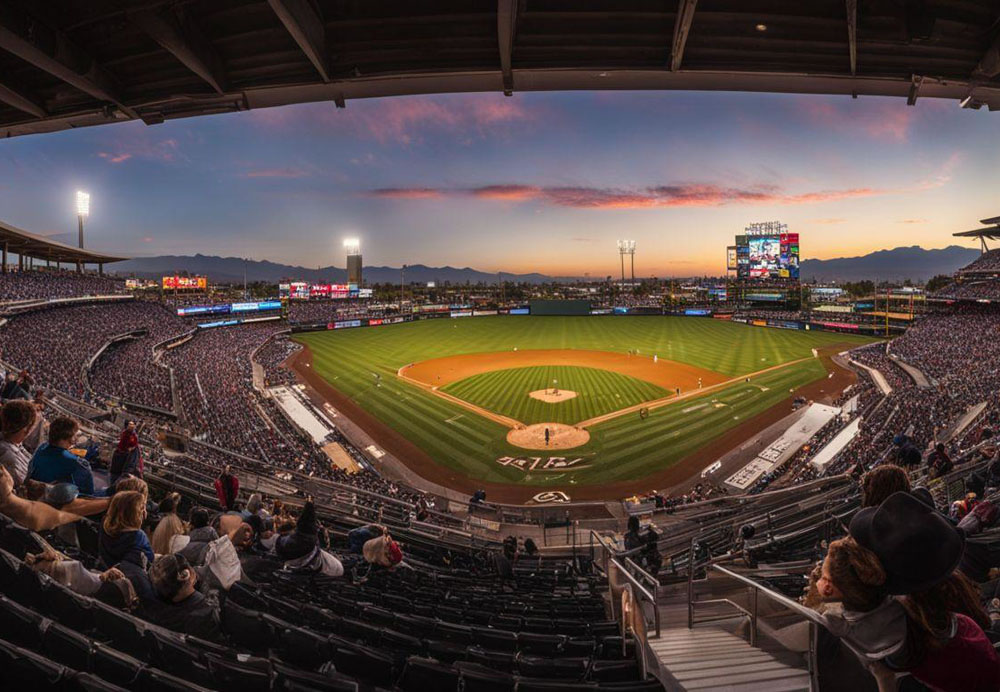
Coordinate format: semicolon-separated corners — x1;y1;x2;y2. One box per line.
76;191;90;274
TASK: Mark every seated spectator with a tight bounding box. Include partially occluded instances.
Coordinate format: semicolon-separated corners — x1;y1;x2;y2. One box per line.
851;492;1000;691
151;493;185;556
927;443;954;479
347;523;386;554
276;501;344;576
176;507;219;564
99;490;154;569
108;420;142;487
25;544;137;610
214;464;239;511
860;464;910;508
148;553;224;643
361;531;404;571
244;492;269;522
803;536;906;659
26;416;98;496
0;400;36;488
1;371;29;400
623;515;643;552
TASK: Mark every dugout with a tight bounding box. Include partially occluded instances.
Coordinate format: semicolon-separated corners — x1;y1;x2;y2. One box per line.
529;299;591;316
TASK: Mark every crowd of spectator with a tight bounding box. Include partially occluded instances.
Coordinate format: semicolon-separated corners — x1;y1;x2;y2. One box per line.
958;248;1000;274
0;269;126;304
287;299;399;324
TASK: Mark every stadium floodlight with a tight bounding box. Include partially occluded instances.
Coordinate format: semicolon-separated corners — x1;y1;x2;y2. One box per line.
76;190;90;217
343;237;361;255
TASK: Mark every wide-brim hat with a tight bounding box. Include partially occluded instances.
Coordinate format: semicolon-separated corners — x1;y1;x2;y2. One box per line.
850;490;963;595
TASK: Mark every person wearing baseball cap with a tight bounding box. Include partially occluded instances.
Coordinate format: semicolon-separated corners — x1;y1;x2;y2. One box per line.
851;492;1000;692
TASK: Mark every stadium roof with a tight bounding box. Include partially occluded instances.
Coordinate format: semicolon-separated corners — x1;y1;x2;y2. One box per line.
954;215;1000;241
0;219;127;265
1;1;1000;138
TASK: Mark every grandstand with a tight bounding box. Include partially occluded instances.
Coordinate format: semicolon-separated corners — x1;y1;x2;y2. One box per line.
0;236;998;689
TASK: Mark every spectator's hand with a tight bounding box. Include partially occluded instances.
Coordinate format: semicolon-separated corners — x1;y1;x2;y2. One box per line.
100;567;126;582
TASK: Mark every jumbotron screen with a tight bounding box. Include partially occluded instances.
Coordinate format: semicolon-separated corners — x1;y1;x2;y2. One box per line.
734;223;799;281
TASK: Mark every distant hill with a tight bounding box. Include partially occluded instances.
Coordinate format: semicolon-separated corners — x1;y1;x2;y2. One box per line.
800;245;979;282
110;254;572;285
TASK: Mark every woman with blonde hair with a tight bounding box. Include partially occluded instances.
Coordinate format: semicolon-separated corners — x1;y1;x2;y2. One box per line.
98;490;154;569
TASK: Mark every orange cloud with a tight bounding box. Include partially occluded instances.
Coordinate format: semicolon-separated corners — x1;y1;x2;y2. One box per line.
370;187;443;199
98;152;132;164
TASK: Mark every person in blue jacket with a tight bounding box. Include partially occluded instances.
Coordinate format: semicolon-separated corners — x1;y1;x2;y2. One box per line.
26;416;98;496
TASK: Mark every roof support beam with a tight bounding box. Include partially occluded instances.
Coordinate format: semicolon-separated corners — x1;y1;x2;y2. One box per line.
846;0;857;76
0;80;45;118
497;0;518;96
267;0;330;83
974;30;1000;78
0;3;136;118
132;7;227;94
670;0;698;72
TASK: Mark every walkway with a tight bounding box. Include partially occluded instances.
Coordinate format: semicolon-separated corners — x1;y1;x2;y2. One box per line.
849;359;892;395
888;355;933;389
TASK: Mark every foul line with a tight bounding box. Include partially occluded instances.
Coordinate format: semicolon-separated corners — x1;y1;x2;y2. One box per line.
397;355;816;432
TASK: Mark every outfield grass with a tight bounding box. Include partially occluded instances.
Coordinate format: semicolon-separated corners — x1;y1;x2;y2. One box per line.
442;365;669;425
295;316;876;488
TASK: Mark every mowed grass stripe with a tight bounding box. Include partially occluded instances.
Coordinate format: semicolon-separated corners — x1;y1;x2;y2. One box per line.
296;316;876;487
443;365;669;425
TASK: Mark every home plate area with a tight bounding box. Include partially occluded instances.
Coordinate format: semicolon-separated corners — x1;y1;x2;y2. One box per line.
507;422;590;450
528;388;578;403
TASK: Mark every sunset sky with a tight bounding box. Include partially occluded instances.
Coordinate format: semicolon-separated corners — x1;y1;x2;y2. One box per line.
0;90;996;277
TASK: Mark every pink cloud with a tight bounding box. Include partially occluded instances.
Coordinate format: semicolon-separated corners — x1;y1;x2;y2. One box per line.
249;94;536;145
243;168;310;179
797;99;914;142
98;152;132;164
370;179;930;210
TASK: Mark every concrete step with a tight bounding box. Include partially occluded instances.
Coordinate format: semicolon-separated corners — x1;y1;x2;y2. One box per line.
649;625;810;691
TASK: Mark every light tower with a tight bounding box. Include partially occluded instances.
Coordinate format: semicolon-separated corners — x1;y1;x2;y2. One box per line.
344;238;362;285
76;191;90;249
617;239;636;286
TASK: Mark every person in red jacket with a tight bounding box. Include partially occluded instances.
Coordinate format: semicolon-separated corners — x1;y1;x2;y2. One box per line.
214;464;239;511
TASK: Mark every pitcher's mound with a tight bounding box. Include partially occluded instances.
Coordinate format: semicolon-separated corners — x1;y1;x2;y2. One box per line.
507;423;590;450
529;389;578;403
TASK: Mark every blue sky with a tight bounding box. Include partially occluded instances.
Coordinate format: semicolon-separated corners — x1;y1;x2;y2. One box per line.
0;90;996;276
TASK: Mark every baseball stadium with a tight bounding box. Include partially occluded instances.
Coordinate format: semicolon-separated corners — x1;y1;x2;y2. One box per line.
1;3;1000;691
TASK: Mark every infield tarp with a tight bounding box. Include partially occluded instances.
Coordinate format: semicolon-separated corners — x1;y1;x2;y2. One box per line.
529;299;591;316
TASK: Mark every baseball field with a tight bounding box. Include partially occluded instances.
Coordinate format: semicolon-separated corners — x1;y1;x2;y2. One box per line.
291;316;876;500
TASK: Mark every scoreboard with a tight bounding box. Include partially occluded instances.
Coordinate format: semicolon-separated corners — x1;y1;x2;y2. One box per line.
731;222;799;281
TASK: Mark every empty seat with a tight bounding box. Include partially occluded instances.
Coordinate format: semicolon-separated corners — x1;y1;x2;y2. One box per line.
72;672;129;691
42;621;92;671
518;632;567;656
518;655;590;680
517;679;599;692
272;661;361;691
466;645;516;673
44;580;95;632
0;595;46;649
490;614;521;630
93;602;150;660
276;625;333;669
221;600;275;652
0;522;44;559
597;679;666;691
145;627;214;687
13;561;46;607
379;627;424;657
362;605;395;626
398;656;460;692
332;643;396;687
423;638;466;663
564;637;597;657
456;661;517;692
205;653;271;692
591;659;641;683
598;636;635;660
92;642;146;687
435;620;472;644
471;626;517;652
0;636;72;686
140;666;215;692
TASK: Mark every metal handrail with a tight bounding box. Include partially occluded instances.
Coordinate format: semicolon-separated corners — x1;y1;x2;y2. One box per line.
610;557;660;638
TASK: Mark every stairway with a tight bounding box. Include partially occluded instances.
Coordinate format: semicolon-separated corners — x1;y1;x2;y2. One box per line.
649;625;811;691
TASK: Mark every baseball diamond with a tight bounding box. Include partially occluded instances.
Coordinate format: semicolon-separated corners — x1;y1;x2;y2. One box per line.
291;315;875;500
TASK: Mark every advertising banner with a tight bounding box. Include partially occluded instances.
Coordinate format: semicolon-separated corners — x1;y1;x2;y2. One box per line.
162;276;207;290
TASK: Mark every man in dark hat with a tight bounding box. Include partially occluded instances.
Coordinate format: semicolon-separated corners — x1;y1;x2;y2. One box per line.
274;501;344;577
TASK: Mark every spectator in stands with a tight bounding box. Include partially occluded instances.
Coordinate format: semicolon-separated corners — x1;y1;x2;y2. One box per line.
927;443;954;479
148;553;224;643
0;372;28;400
0;400;36;488
99;490;154;569
214;464;239;511
275;500;345;576
176;507;219;565
803;536;906;658
25;544;137;610
151;492;185;555
623;515;644;552
347;523;386;554
362;531;403;571
244;492;268;522
26;416;99;496
860;465;910;508
109;420;142;487
0;466;81;532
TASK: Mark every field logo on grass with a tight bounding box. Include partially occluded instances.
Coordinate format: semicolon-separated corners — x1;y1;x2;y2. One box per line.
496;456;590;472
532;491;571;504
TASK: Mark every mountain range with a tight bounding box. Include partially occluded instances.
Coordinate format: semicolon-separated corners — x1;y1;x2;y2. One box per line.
107;245;981;285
